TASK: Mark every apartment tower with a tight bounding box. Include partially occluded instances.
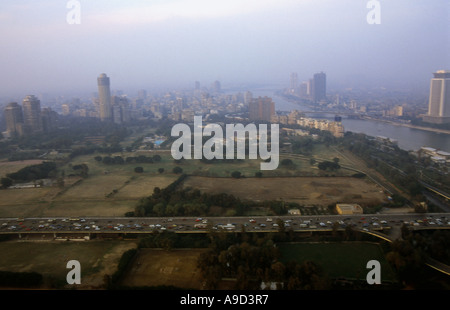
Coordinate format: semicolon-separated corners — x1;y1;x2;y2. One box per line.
22;95;43;134
97;73;112;121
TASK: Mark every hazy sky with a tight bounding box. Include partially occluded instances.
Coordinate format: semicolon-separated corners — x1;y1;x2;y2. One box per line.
0;0;449;97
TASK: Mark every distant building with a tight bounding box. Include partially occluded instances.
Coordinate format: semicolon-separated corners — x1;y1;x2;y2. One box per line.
212;80;221;93
288;209;301;215
61;104;71;116
290;72;298;94
248;96;275;122
111;95;131;124
3;102;24;137
423;70;450;124
97;73;112;121
311;72;326;103
41;107;58;133
336;203;363;215
418;146;450;165
22;95;43;134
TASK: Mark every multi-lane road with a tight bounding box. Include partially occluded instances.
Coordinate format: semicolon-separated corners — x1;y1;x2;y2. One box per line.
1;213;449;236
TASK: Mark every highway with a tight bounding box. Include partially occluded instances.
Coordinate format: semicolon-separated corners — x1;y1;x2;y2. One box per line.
1;213;449;235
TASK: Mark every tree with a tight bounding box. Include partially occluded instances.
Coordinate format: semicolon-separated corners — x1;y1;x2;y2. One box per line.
318;161;340;171
231;171;242;178
173;166;183;174
153;154;162;162
0;177;13;189
73;163;89;178
158;168;165;174
280;158;294;167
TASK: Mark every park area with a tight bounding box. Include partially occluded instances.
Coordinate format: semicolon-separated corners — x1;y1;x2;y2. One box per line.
0;147;388;217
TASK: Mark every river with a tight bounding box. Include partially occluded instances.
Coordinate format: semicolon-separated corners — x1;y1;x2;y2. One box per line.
249;88;450;153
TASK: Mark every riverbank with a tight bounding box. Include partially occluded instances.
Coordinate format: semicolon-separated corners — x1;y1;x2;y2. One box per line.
362;116;450;136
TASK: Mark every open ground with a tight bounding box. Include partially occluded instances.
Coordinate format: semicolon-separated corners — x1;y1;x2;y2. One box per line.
182;176;387;207
0;240;137;289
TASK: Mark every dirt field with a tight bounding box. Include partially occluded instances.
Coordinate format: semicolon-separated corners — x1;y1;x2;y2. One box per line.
0;159;44;178
0;172;178;217
182;176;387;206
0;240;137;289
121;248;206;289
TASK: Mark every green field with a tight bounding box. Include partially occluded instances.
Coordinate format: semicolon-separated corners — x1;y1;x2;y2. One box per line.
278;242;397;282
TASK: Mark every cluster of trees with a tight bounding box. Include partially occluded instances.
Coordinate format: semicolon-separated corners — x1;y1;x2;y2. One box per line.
317;160;340;171
130;175;287;217
197;232;330;289
2;161;57;185
72;163;89;178
342;132;423;198
290;136;315;156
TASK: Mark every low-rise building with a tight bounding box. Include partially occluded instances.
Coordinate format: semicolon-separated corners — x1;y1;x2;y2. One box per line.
336;203;363;215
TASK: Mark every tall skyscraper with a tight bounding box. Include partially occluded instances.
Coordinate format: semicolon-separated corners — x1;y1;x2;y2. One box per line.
248;96;275;122
22;95;43;134
311;72;326;103
424;70;450;124
4;102;24;137
97;73;112;121
290;72;298;94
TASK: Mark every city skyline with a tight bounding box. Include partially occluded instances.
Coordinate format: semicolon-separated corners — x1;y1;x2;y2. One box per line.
0;1;448;98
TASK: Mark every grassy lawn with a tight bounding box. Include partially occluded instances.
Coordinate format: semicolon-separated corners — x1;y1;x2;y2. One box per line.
278;242;397;282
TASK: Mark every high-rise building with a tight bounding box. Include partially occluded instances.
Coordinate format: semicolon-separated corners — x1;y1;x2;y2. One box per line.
111;95;131;124
97;73;112;121
311;72;326;103
244;91;253;106
423;70;450;124
248;96;275;122
22;95;43;134
4;102;24;137
299;82;308;98
41;107;58;133
290;72;298;94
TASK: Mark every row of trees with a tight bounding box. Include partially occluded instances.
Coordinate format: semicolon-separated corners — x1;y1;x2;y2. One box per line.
94;154;162;165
